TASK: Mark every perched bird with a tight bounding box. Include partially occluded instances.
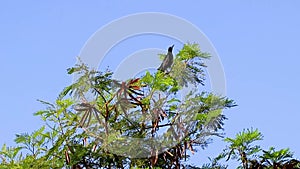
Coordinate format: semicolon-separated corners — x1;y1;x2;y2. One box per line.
158;45;174;72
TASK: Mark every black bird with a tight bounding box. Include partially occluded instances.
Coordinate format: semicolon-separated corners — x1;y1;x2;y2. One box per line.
158;45;174;72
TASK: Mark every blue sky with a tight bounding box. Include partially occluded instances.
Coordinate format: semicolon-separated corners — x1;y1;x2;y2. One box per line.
1;0;300;166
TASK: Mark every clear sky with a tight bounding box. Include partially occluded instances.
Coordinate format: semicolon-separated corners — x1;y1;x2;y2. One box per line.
1;0;300;167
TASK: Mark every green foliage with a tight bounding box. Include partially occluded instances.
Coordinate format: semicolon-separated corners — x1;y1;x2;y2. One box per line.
1;43;232;168
222;128;263;168
177;43;210;61
0;144;22;167
224;128;263;158
59;62;113;100
14;126;47;157
261;147;294;167
171;43;210;87
6;43;299;169
203;128;300;169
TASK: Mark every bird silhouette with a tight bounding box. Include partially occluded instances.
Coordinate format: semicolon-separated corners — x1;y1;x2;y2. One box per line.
158;45;174;72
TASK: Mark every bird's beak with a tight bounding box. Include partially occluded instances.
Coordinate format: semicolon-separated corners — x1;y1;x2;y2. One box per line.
171;44;174;48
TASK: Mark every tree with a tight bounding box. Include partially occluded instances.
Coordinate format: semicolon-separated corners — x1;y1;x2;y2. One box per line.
1;43;299;169
0;43;236;168
206;128;300;169
223;128;263;169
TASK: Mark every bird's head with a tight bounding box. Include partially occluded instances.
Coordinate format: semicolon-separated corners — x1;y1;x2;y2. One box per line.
168;45;174;52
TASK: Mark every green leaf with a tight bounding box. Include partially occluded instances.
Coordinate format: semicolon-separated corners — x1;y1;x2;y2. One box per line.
194;113;207;121
32;126;45;139
177;43;210;61
66;65;84;74
205;109;222;125
58;84;74;99
141;71;154;84
14;134;28;144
